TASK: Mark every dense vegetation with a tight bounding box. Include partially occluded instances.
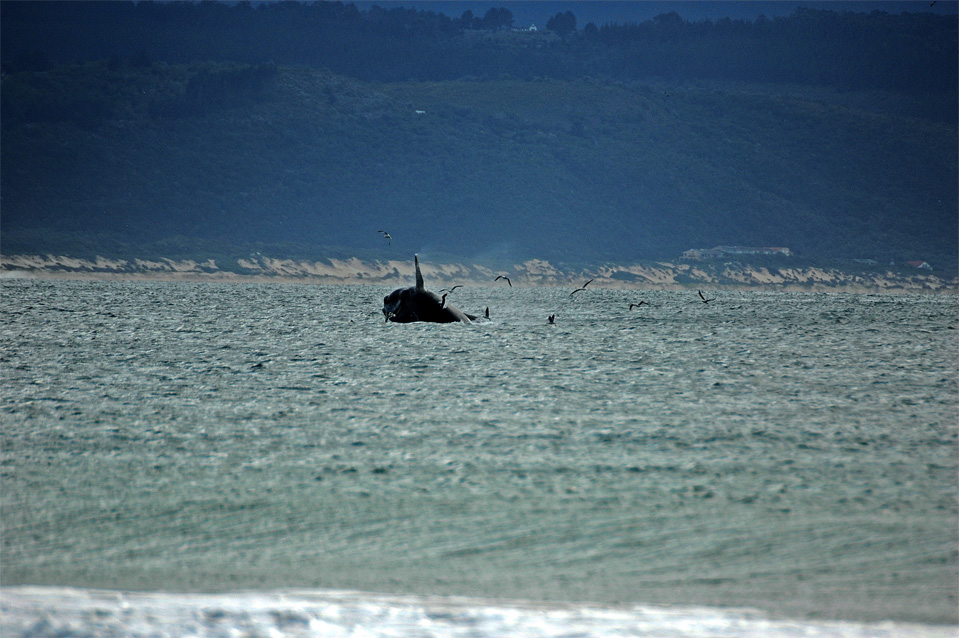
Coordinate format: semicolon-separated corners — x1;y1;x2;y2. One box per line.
1;2;956;273
3;2;955;103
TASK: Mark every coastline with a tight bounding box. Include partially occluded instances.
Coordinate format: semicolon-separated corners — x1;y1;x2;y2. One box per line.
2;253;956;294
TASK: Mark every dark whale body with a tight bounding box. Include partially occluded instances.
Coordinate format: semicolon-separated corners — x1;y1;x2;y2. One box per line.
383;255;476;324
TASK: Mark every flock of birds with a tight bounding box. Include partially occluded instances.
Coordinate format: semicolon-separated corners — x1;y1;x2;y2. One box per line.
490;275;717;323
378;229;717;324
457;273;717;325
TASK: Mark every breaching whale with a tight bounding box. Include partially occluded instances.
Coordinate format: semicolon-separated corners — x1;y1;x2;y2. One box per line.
383;255;476;324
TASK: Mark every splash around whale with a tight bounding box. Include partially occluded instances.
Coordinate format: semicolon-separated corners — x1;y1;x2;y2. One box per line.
382;255;477;324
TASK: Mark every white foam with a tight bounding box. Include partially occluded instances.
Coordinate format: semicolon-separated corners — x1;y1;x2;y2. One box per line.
1;587;953;638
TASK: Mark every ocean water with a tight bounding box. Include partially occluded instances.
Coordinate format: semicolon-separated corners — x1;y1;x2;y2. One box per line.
1;278;956;636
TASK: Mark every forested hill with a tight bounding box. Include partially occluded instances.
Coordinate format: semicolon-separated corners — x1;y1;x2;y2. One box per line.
1;2;956;274
3;2;956;109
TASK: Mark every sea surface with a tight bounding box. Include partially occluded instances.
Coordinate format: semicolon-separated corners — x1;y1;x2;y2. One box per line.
1;278;956;637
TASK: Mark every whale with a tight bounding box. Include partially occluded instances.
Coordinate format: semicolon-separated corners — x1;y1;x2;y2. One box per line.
383;255;476;324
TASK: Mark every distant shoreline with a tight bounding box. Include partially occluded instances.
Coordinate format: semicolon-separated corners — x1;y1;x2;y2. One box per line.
2;253;956;294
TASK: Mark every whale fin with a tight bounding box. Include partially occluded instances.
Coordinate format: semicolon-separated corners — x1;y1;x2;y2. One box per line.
414;254;425;292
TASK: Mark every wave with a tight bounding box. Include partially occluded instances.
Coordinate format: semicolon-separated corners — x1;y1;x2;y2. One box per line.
1;586;953;638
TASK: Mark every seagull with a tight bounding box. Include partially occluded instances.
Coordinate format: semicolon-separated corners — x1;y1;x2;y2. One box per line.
377;230;391;245
698;290;714;304
439;285;463;294
495;275;512;287
569;278;594;298
548;314;555;324
629;302;647;310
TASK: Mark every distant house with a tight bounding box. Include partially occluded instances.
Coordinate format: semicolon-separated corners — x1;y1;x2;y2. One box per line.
682;248;723;260
715;246;792;257
906;260;933;270
682;246;791;260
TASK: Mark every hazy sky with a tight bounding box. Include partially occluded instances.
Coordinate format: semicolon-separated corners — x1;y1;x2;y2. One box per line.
353;1;957;28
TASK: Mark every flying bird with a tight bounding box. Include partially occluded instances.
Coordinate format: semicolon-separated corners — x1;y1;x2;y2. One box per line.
569;278;594;298
495;275;512;287
377;230;391;245
439;285;463;294
698;290;714;304
548;314;555;324
629;302;647;310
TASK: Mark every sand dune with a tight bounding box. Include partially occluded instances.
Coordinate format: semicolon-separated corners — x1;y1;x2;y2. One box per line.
1;253;955;293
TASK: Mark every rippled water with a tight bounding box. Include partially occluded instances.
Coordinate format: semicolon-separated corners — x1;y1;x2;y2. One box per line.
2;279;957;634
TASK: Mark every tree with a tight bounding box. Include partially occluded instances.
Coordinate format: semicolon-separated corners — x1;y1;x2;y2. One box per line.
481;8;513;31
546;11;577;37
653;11;685;27
458;10;477;29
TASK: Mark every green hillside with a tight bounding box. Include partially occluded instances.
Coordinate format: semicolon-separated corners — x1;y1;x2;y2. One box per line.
1;61;956;272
